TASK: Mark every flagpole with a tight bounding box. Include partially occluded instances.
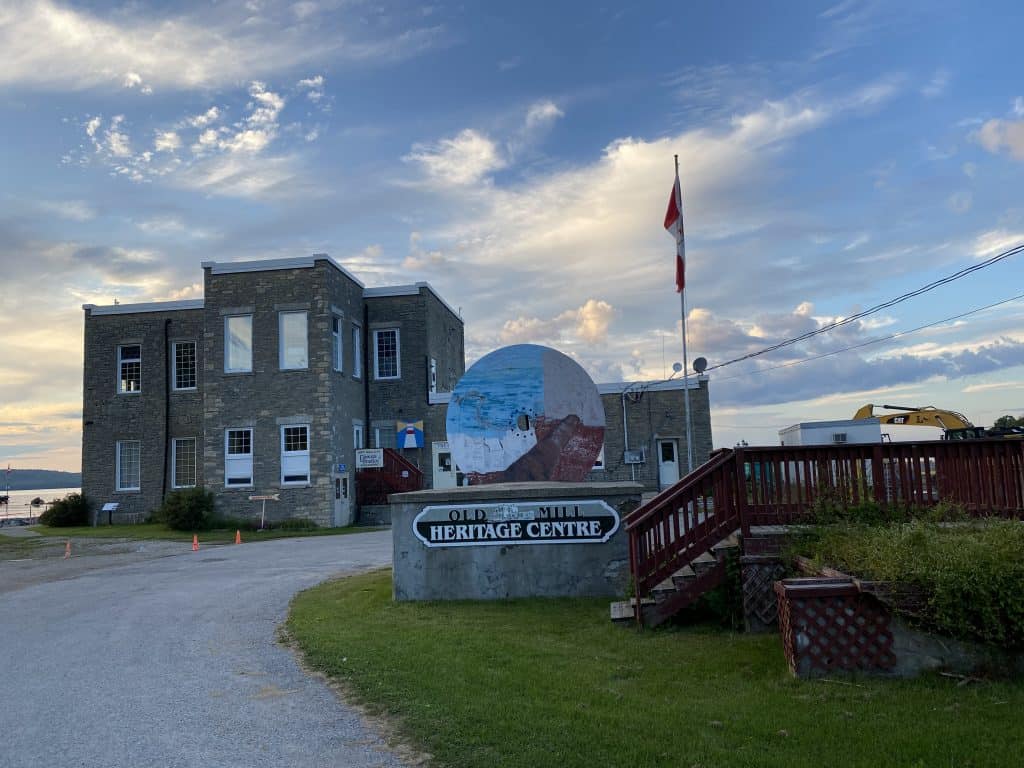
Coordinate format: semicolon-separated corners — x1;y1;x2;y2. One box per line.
675;154;694;475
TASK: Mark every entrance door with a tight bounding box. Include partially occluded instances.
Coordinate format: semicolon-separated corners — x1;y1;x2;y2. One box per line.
658;439;680;489
432;441;456;490
333;470;352;526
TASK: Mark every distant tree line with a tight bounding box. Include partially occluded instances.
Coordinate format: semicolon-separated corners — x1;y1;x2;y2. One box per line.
993;415;1024;429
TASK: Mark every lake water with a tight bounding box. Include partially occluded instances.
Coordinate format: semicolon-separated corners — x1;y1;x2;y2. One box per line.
0;488;80;520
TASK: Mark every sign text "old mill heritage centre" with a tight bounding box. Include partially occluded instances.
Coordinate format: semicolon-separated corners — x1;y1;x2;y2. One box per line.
412;500;620;548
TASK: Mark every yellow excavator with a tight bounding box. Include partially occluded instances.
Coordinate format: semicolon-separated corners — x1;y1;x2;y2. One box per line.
852;404;1023;440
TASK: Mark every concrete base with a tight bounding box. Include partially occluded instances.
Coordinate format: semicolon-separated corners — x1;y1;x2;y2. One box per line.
389;481;642;601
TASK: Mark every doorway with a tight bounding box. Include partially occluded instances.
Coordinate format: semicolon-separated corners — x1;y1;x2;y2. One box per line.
431;441;456;490
658;439;680;489
333;470;352;526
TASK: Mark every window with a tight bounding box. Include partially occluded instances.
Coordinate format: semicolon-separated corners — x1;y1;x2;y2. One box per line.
225;428;253;486
352;324;362;378
225;315;253;373
429;358;437;394
331;316;343;372
353;423;365;450
279;311;308;369
832;432;848;444
373;328;400;379
592;444;605;471
281;425;310;484
172;438;197;488
118;345;141;393
172;342;197;390
116;440;141;490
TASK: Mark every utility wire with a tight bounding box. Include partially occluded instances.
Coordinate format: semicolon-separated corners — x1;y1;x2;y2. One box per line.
712;290;1024;383
705;242;1024;372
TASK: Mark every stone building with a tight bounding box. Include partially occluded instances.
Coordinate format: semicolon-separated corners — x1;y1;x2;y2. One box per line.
81;254;712;525
82;255;464;526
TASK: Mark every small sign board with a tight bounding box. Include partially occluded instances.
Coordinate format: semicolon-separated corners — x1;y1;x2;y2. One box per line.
623;449;646;465
413;499;620;548
355;448;385;469
101;502;120;512
248;494;280;502
335;463;348;473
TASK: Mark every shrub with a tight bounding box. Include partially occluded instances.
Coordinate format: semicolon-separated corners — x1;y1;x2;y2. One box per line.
809;495;969;526
273;517;320;531
158;488;216;531
802;519;1024;649
39;493;91;527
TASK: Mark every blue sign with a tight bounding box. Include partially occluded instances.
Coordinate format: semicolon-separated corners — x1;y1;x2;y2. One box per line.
336;463;348;473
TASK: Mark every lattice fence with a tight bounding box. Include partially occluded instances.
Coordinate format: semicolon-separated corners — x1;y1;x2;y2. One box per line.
775;578;897;677
740;556;787;632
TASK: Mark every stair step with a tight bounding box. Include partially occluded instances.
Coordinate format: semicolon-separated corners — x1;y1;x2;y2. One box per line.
671;565;696;588
609;598;655;624
711;533;740;552
652;578;678;602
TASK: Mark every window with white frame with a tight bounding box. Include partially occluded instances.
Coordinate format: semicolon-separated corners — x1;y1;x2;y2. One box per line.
832;432;848;444
279;311;308;369
172;342;197;390
353;422;364;450
592;444;606;471
280;425;310;484
352;324;362;378
225;315;253;373
429;358;437;394
225;428;253;486
118;345;141;393
116;440;141;490
373;328;400;379
172;438;197;488
331;316;343;372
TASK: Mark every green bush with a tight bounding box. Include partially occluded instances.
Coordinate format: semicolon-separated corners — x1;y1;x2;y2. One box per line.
273;517;320;531
39;493;91;527
809;495;969;526
803;519;1024;649
158;488;216;531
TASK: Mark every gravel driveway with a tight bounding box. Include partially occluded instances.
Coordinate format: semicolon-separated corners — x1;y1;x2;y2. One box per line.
0;531;405;768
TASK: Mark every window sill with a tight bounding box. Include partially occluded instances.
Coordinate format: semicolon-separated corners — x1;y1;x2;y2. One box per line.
224;484;254;490
114;489;141;494
171;484;197;490
224;370;254;376
116;391;142;396
171;388;199;393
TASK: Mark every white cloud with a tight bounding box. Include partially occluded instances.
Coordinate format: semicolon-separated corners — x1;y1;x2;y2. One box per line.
123;71;143;89
975;118;1024;160
154;130;181;152
1013;97;1024;118
525;100;564;129
405;129;507;186
499;300;616;346
105;115;132;158
974;229;1024;258
297;74;325;102
187;107;221;128
38;199;95;222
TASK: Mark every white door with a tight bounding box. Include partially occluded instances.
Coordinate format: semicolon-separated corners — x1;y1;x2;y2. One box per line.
432;441;456;490
658;439;680;489
333;470;352;526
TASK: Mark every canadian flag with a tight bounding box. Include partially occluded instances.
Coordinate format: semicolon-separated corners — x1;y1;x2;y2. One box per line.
663;176;685;293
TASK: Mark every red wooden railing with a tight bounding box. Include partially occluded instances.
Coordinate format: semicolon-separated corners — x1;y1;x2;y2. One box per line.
625;439;1024;625
356;448;424;505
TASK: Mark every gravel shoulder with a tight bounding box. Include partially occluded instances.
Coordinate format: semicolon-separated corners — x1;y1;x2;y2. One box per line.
0;530;403;768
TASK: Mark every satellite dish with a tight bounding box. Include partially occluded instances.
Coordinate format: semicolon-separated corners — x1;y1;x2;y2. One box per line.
671;362;682;373
693;357;707;374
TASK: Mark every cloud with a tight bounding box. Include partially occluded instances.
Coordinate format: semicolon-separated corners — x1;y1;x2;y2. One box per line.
947;190;972;214
499;300;616;346
525;100;564;130
975;118;1024;160
921;68;949;98
297;74;325;102
0;0;447;91
402;231;449;270
974;229;1024;258
404;129;507;186
154;130;181;152
37;199;95;222
187;107;221;128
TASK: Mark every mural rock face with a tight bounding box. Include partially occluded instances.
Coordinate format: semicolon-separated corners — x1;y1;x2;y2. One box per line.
446;344;605;483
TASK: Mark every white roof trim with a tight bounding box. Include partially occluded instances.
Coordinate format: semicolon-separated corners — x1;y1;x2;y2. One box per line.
84;299;205;315
780;418;880;432
201;254;364;287
364;282;461;321
597;377;703;395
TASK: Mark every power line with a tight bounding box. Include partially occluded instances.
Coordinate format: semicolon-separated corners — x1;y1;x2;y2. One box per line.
705;241;1024;372
712;290;1024;383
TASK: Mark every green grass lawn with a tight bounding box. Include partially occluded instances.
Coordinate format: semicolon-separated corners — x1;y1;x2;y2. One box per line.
31;522;384;544
287;570;1024;768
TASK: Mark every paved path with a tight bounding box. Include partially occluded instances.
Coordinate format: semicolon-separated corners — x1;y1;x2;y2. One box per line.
0;532;404;768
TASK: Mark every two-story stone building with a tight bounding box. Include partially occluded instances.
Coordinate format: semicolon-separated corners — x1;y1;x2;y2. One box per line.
82;254;712;526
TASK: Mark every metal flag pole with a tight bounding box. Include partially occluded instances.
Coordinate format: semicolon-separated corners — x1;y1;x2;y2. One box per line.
675;154;694;474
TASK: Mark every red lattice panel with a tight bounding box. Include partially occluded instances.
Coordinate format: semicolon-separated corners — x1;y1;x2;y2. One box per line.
775;578;896;677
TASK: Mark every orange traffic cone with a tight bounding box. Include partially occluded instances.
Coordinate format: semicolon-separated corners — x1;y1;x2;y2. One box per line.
192;534;199;552
234;529;242;545
63;540;71;560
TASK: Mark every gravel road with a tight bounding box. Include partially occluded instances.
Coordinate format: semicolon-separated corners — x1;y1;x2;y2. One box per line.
0;531;405;768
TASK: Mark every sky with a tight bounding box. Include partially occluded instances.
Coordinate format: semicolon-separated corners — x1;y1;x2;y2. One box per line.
2;0;1024;472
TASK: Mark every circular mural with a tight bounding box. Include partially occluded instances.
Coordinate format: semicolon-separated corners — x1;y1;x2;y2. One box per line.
446;344;605;483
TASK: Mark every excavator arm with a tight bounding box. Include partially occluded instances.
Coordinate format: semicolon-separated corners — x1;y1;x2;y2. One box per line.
853;404;975;431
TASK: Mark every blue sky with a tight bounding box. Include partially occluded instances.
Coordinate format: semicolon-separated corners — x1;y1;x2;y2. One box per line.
2;0;1024;470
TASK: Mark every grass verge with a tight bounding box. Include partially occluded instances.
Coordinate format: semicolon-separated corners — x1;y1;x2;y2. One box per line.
287;569;1024;768
31;523;384;544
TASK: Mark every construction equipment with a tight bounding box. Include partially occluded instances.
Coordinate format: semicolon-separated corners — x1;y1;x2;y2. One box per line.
853;404;1024;440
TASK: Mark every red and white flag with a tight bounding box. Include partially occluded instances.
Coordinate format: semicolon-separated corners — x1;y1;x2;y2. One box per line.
663;175;685;293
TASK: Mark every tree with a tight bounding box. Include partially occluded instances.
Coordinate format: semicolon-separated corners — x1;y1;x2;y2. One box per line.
993;415;1024;429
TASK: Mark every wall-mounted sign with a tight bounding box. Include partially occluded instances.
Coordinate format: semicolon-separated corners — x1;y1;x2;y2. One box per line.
335;463;348;473
397;419;425;449
355;448;385;469
413;499;620;548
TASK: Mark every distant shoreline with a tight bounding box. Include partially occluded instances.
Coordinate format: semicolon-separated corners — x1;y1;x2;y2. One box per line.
2;470;81;492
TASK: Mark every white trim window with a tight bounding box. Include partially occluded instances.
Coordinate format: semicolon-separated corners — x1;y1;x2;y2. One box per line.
172;438;197;488
116;440;141;491
429;357;437;394
117;345;142;394
172;342;197;391
373;328;400;380
280;425;310;485
225;315;253;373
592;444;606;471
352;422;365;450
331;316;343;372
352;324;362;379
279;311;308;370
225;428;254;487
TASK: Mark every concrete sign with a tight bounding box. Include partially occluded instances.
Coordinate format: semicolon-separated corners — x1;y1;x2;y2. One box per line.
413;499;620;548
355;449;384;469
